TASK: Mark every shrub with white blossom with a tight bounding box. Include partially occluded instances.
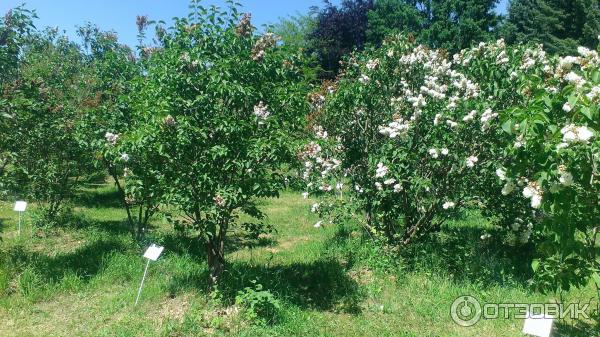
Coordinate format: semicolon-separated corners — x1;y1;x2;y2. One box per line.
304;34;600;298
484;41;600;294
304;35;514;246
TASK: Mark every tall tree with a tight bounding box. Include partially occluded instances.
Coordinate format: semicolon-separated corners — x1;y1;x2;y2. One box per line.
367;0;502;52
273;13;317;51
421;0;502;51
366;0;423;46
504;0;600;55
308;0;374;78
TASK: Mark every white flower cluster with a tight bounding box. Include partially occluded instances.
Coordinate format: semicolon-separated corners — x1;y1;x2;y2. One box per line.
522;182;543;209
557;55;579;72
564;72;586;88
577;46;600;70
105;132;119;145
501;181;516;196
586;86;600;102
375;162;388;178
558;165;573;187
314;125;328;139
253;101;271;120
442;201;455;210
462;110;477;122
366;58;379;70
373;162;402;193
496;168;517;196
421;75;448;100
300;134;345;201
379;118;410;138
480;108;498;131
252;32;279;61
560;124;594;145
465;156;479;168
519;45;548;71
428;148;449;159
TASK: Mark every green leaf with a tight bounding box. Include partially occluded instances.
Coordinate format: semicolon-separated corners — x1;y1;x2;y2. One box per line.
502;120;513;134
580;107;593;121
543;95;552;108
532;259;540;272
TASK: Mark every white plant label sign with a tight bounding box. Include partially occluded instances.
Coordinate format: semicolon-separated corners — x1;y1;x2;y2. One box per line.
523;313;554;337
13;201;27;212
135;244;165;305
143;244;164;261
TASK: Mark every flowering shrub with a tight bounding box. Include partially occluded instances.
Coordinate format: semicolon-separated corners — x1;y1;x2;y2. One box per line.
128;3;310;283
450;38;599;294
304;35;600;297
488;43;600;294
304;35;514;246
0;7;36;197
77;23;163;240
1;29;98;221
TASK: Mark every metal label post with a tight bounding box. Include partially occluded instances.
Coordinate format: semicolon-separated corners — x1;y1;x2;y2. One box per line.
13;201;27;236
134;244;164;306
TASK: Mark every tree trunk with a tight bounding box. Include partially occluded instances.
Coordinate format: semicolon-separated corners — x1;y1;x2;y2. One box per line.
206;237;225;286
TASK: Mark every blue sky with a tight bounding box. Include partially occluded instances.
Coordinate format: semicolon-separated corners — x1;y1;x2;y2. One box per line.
0;0;509;47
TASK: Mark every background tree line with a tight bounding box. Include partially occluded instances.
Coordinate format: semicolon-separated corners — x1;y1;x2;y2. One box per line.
274;0;600;78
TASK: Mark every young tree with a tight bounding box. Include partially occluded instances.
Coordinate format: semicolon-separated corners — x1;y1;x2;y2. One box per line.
129;2;311;283
303;36;519;246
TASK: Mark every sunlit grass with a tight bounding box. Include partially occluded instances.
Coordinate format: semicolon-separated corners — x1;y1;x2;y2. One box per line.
0;184;597;336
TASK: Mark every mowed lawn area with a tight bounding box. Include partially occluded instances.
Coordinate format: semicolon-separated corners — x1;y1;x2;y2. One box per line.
0;183;598;337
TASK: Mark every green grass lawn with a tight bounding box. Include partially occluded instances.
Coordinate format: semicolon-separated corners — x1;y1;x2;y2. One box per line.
0;184;598;336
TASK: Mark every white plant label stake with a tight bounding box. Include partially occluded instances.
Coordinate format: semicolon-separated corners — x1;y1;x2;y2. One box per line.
135;244;164;305
523;313;554;337
13;201;27;236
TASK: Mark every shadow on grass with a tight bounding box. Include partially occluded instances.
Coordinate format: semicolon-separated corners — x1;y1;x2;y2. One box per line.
2;238;130;288
555;319;600;337
72;219;132;236
225;233;277;254
158;231;277;261
0;217;6;235
73;186;123;208
167;258;363;313
401;225;535;287
158;233;207;260
330;223;535;288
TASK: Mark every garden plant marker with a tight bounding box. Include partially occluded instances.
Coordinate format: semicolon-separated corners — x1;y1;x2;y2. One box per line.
13;201;27;236
135;244;164;305
522;313;554;337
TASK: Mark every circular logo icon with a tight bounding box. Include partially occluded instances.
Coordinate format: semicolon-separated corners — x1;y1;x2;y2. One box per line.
451;295;482;327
